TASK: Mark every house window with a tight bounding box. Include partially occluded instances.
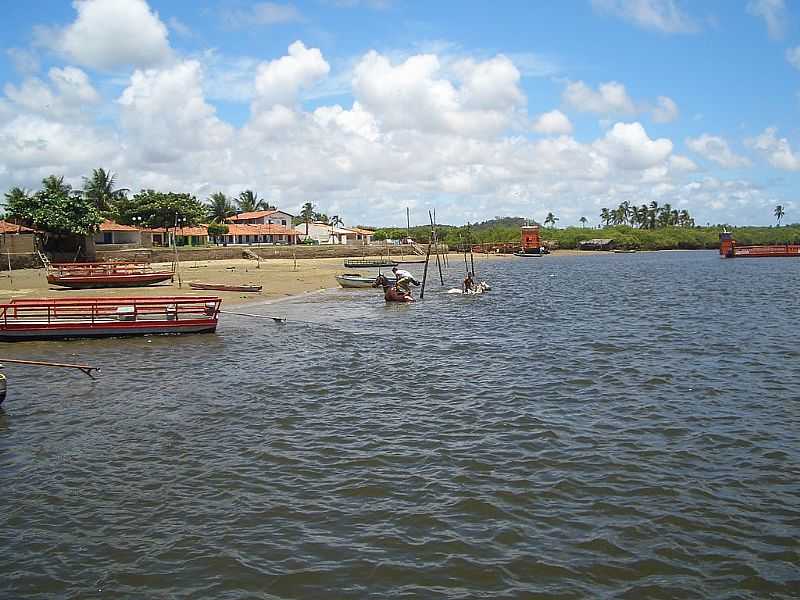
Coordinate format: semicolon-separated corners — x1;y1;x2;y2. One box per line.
282;219;287;225
102;232;113;244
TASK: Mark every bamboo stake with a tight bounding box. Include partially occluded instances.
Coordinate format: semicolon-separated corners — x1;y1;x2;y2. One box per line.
419;230;433;299
0;358;99;378
429;211;444;285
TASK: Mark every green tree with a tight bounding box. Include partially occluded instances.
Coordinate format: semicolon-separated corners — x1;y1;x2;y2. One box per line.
207;192;236;222
600;208;610;227
775;204;785;226
544;212;558;227
206;222;229;244
330;215;344;228
237;190;272;213
5;175;102;236
83;168;127;216
648;201;659;230
299;202;315;235
579;216;588;228
116;190;206;228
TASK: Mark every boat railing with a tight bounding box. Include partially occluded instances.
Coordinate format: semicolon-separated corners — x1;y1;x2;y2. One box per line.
48;262;172;276
0;297;221;327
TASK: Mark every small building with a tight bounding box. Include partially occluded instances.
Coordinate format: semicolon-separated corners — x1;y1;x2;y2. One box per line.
0;220;37;254
346;227;375;245
295;221;353;244
95;220;142;246
579;238;615;251
226;209;294;227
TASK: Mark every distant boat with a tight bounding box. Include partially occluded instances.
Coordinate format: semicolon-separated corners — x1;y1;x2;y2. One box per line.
0;296;221;341
719;230;800;258
335;274;397;288
513;251;543;258
611;249;638;253
189;282;262;292
46;261;174;289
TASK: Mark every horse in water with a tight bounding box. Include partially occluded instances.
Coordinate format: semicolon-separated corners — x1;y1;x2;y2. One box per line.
373;273;415;302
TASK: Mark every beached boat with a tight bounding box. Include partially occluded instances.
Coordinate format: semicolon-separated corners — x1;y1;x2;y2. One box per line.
189;283;262;292
343;258;398;269
46;261;174;289
0;296;221;341
335;273;397;288
513;251;543;257
719;231;800;258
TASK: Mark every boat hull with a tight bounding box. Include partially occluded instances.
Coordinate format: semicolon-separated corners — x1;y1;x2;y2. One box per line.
47;273;174;288
725;246;800;258
336;275;397;288
513;252;542;258
0;320;218;341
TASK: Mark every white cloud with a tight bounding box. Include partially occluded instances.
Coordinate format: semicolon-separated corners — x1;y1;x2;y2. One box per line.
223;3;304;27
352;51;525;137
532;110;573;135
563;80;636;114
6;48;40;75
593;121;673;170
4;67;100;120
591;0;699;34
651;96;679;123
253;41;330;109
747;0;786;40
786;46;800;70
669;154;697;171
38;0;172;71
747;127;800;171
686;134;751;168
168;17;192;38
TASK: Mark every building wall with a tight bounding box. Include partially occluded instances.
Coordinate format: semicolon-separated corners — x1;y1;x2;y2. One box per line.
0;234;35;254
235;211;293;226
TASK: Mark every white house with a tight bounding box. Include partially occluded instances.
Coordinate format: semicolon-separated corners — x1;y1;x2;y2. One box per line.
295;221;352;244
226;209;293;227
94;220;142;246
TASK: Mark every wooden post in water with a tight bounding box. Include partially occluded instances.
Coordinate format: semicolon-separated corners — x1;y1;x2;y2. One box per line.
419;230;433;299
429;211;444;286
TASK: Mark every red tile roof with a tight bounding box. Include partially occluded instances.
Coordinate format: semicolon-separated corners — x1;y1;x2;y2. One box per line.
227;210;282;221
0;220;35;234
175;226;209;237
99;220;139;232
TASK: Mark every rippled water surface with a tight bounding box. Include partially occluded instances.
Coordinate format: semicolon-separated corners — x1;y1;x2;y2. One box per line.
2;251;799;599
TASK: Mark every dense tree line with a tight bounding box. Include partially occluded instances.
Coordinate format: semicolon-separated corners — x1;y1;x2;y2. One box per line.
599;201;694;229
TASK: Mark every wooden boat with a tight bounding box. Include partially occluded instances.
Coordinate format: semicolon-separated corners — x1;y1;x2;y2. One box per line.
46;261;174;289
513;251;543;258
0;296;221;341
335;273;397;288
344;258;398;269
189;282;262;292
719;231;800;258
611;249;638;253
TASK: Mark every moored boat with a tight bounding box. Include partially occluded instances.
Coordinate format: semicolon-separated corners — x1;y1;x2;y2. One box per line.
719;231;800;258
343;258;398;269
0;296;221;341
189;283;262;292
335;273;397;288
46;261;175;289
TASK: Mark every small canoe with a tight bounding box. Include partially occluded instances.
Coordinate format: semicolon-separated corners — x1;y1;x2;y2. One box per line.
189;283;262;292
513;252;543;258
335;274;397;288
344;258;398;268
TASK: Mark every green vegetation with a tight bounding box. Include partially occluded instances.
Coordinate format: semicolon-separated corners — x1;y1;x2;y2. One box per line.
114;190;207;229
4;176;102;236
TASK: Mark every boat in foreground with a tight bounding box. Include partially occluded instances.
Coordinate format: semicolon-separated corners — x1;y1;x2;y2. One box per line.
189;282;262;292
0;296;221;341
46;261;175;289
719;231;800;258
335;273;397;288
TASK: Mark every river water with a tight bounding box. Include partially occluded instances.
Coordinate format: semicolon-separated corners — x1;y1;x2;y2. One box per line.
1;250;798;599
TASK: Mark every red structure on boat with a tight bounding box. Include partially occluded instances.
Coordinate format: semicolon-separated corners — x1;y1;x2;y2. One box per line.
514;225;548;256
719;231;800;258
46;261;175;288
0;296;221;341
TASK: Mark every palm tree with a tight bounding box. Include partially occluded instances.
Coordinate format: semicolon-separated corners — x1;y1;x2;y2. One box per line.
774;204;785;226
4;186;29;206
207;192;236;222
83;168;127;215
599;208;610;227
544;212;558;227
237;190;267;213
330;215;344;228
579;216;588;228
300;202;315;235
648;201;659;229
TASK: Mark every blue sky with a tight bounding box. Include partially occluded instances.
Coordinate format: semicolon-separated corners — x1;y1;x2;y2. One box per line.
1;0;799;227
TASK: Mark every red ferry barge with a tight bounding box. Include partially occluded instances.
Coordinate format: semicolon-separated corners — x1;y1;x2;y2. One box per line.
719;231;800;258
0;296;221;341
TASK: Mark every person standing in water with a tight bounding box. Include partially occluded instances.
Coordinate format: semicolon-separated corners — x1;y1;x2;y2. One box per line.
463;271;475;293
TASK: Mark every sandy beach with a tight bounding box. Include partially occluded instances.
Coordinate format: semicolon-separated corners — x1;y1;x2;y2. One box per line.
0;250;608;306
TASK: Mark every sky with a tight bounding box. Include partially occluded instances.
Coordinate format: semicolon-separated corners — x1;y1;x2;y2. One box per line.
1;0;799;227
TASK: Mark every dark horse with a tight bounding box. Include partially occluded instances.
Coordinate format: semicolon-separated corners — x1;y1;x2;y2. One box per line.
373;273;415;302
